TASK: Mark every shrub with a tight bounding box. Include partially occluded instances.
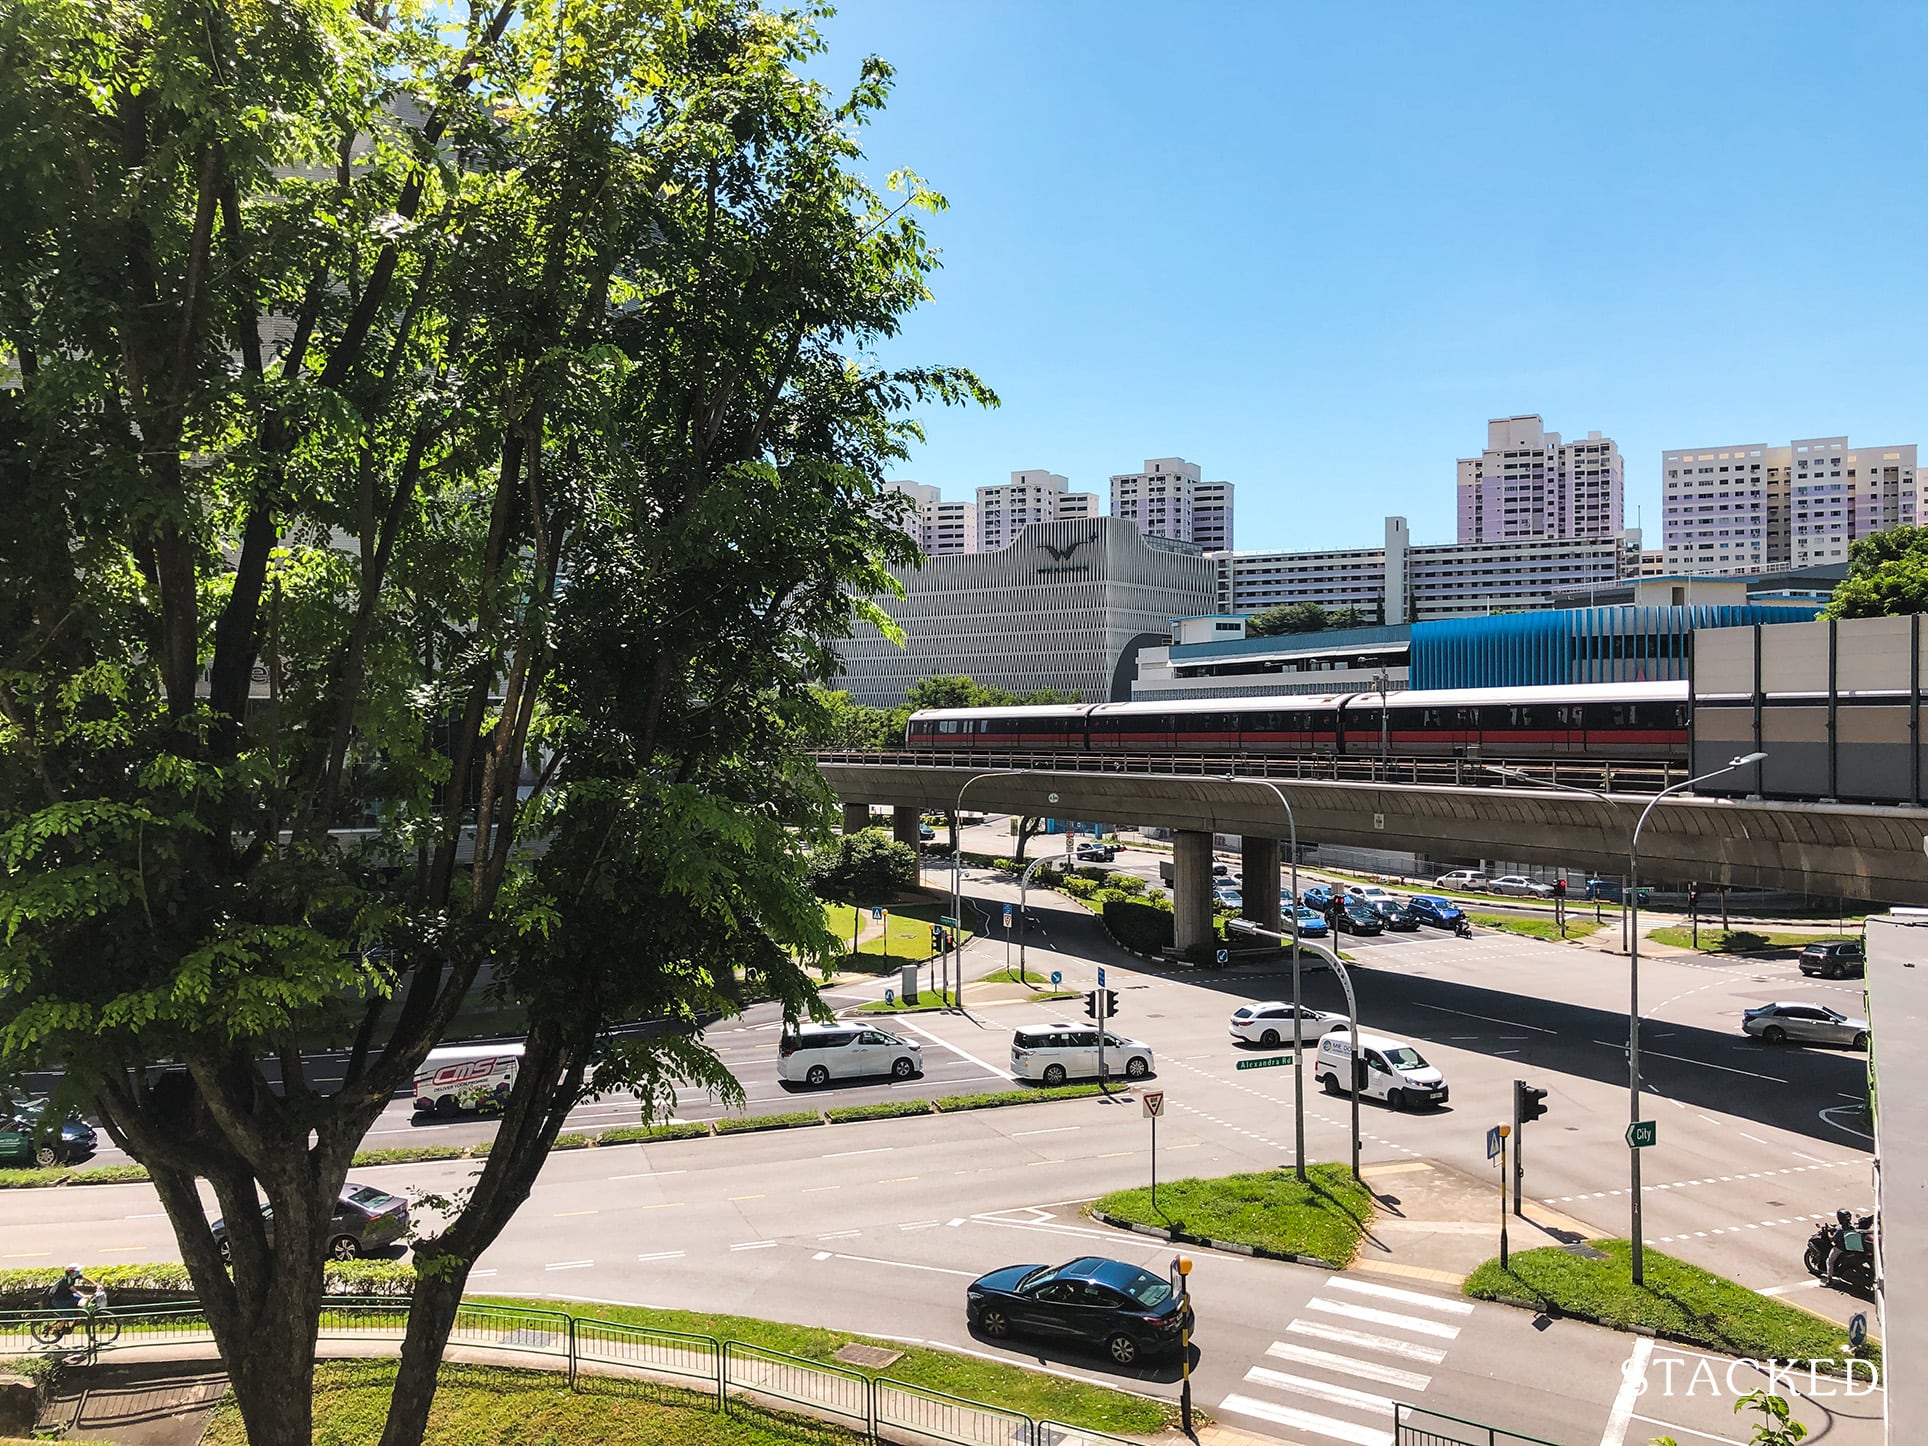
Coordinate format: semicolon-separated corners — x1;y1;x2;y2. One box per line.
989;857;1020;875
350;1146;468;1167
934;1085;1105;1111
1057;876;1098;899
597;1122;712;1145
1103;899;1175;955
1102;872;1145;896
713;1111;823;1135
323;1260;418;1297
826;1100;934;1123
1074;865;1110;882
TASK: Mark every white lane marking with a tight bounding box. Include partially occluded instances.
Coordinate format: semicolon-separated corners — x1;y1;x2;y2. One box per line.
1628;1414;1743;1444
1264;1340;1431;1390
817;1230;861;1240
1304;1298;1460;1340
608;1170;686;1181
1244;1364;1395;1413
899;1221;941;1231
1323;1277;1475;1315
731;1240;777;1251
470;1269;497;1278
1283;1319;1446;1364
544;1260;594;1270
1600;1336;1654;1446
1414;1002;1554;1033
1011;1126;1080;1137
1792;1150;1827;1164
636;1251;686;1263
820;1250;976;1278
1219;1393;1392;1446
124;1213;169;1220
1759;1280;1822;1297
1737;1132;1771;1146
820;1148;893;1159
947;1218;966;1227
1592;1041;1785;1083
894;1019;1015;1081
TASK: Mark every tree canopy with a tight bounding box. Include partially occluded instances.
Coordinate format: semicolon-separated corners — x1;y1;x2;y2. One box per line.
1823;525;1928;619
0;1;985;1442
1247;601;1332;636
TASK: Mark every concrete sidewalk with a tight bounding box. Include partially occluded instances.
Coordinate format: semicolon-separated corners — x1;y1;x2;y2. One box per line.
1350;1158;1596;1288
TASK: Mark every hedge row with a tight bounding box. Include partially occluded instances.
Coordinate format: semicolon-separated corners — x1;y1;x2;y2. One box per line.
0;1259;416;1308
933;1084;1106;1111
825;1100;934;1124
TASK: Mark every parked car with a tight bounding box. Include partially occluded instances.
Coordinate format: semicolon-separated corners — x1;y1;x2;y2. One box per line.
1075;843;1116;863
966;1256;1192;1366
1332;902;1385;936
919;823;936;841
1212;886;1243;910
1345;885;1395;906
1403;895;1465;930
779;1023;923;1086
1301;885;1336;909
1369;899;1421;932
1011;1024;1154;1085
1741;1003;1870;1050
1211;862;1233;878
211;1182;411;1263
1798;941;1866;979
1315;1031;1449;1110
0;1102;97;1168
1488;875;1554;898
1433;870;1488;891
1228;1001;1345;1047
1291;905;1331;938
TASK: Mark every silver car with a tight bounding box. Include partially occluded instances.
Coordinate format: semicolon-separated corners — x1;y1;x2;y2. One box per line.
1488;875;1553;898
1228;1002;1344;1048
1742;1002;1870;1050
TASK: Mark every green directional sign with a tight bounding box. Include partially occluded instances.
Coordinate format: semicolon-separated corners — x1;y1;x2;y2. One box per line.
1625;1120;1658;1149
1235;1055;1292;1071
938;915;961;928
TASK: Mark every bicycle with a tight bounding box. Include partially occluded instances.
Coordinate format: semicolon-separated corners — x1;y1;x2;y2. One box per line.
31;1289;119;1349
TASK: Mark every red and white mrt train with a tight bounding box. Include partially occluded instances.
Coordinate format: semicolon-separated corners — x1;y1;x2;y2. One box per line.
906;682;1691;762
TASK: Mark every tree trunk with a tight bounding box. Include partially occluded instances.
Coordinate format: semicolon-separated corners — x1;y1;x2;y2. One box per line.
377;1263;468;1446
223;1300;321;1446
945;808;958;856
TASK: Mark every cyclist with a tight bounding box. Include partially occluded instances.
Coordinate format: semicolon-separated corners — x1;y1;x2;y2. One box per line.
42;1263;99;1340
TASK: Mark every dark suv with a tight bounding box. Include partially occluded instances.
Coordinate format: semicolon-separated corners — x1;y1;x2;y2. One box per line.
1798;940;1865;979
1404;895;1464;930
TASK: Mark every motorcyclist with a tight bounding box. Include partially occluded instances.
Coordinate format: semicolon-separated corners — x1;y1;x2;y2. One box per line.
1823;1208;1851;1285
1453;915;1472;938
43;1263;99;1339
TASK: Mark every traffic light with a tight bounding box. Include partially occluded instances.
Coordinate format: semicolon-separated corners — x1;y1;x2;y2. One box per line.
1083;990;1101;1020
1515;1080;1548;1125
1552;878;1567;899
1687;882;1700;908
930;924;943;951
1103;989;1120;1020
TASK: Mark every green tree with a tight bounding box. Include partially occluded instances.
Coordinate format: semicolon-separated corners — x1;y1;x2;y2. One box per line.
1822;524;1928;619
1327;604;1369;629
0;3;985;1443
1247;601;1331;636
810;827;918;902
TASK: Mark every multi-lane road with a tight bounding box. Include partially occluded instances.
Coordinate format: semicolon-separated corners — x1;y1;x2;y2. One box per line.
9;846;1885;1445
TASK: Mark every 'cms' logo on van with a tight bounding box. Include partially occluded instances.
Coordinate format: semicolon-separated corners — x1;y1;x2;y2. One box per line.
431;1057;506;1088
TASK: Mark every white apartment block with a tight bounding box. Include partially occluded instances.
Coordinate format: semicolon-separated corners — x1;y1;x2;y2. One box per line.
882;481;977;555
1109;457;1236;550
1217;516;1640;623
1457;415;1624;544
1192;480;1236;552
976;469;1098;553
1661;436;1918;576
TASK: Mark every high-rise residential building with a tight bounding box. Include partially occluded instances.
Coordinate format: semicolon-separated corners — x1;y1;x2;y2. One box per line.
1662;436;1919;576
1192;481;1236;552
1109;457;1235;550
1456;415;1624;544
975;469;1098;553
882;480;977;555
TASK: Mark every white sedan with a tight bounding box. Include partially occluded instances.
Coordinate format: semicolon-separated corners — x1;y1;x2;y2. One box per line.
1487;875;1553;898
1228;1002;1346;1048
1345;884;1396;905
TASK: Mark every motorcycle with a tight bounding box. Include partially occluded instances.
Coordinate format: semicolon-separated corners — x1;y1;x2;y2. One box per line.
1804;1208;1877;1293
1453;917;1472;939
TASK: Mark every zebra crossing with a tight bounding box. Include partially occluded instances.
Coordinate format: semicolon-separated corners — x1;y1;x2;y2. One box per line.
1218;1275;1474;1446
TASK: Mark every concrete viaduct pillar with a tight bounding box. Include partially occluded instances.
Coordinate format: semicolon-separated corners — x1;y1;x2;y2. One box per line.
892;806;923;848
842;803;872;835
1172;829;1215;956
1239;836;1283;934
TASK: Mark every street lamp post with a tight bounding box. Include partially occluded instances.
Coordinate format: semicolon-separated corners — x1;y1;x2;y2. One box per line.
1223;776;1309;1182
1485;751;1766;1285
950;772;1047;1013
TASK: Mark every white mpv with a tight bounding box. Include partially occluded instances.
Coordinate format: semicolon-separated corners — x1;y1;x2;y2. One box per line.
1010;1024;1153;1086
1315;1030;1448;1110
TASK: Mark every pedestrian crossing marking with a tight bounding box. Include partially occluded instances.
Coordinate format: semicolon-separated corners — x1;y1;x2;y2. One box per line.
1304;1296;1462;1339
1264;1340;1431;1390
1243;1364;1396;1413
1282;1318;1448;1363
1218;1394;1393;1446
1324;1276;1476;1315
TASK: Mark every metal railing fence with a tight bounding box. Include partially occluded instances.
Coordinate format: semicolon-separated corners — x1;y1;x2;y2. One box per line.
1394;1401;1567;1446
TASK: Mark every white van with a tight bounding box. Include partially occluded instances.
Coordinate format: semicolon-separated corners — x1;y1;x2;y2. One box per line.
413;1042;525;1116
1314;1030;1447;1110
1010;1024;1153;1086
778;1023;922;1086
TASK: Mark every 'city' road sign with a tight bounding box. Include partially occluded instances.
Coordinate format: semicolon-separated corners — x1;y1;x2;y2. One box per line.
1625;1120;1658;1149
1235;1056;1290;1071
1486;1125;1503;1161
1142;1091;1165;1118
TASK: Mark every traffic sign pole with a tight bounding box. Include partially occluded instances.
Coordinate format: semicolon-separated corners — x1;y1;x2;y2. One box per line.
1497;1123;1513;1270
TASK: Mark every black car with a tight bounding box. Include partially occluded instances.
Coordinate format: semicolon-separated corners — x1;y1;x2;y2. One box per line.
1403;895;1464;930
1331;903;1384;936
1798;941;1865;979
0;1100;97;1168
211;1183;410;1263
1369;899;1420;932
967;1256;1191;1366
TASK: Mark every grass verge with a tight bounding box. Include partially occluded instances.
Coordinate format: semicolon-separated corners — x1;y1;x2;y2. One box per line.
1465;1240;1879;1373
932;1084;1106;1111
825;1100;933;1124
856;989;956;1012
1090;1164;1375;1267
480;1298;1175;1434
1647;926;1858;954
598;1122;711;1145
1468;913;1601;943
712;1110;822;1135
203;1359;862;1446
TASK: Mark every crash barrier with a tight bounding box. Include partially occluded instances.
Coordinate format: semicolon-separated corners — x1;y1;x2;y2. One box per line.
1394;1402;1563;1446
1;1298;1153;1446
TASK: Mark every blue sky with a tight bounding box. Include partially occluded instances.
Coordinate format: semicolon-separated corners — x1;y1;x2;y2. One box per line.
814;1;1928;553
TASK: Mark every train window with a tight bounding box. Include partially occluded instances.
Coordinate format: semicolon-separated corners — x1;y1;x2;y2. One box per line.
937;720;959;735
1454;708;1473;729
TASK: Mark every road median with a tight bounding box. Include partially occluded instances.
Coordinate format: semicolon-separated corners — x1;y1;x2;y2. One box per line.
1088;1165;1374;1269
